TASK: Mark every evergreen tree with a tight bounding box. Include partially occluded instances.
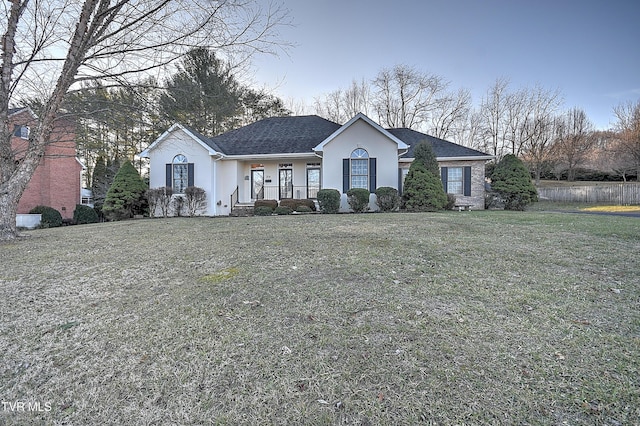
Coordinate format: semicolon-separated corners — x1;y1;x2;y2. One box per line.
103;161;148;220
402;161;448;211
490;154;538;210
412;140;439;175
402;142;447;211
91;154;108;211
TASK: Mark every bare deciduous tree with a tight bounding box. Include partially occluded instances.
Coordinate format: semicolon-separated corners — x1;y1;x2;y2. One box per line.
428;87;471;141
0;0;288;240
552;107;595;181
372;64;448;129
613;100;640;179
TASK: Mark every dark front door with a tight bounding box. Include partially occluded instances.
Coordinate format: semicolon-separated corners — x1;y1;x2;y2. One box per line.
251;170;264;200
279;169;293;199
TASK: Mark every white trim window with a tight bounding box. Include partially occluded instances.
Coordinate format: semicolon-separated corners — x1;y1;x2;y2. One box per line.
172;154;189;193
350;148;369;189
447;167;464;194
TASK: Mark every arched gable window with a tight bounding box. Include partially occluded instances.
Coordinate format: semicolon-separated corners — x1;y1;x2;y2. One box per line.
350;149;369;189
342;148;377;193
166;154;193;193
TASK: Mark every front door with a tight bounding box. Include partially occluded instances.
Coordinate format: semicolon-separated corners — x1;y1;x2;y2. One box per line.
251;170;264;200
279;169;293;199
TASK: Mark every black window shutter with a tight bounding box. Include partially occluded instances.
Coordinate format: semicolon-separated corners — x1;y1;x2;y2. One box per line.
166;164;172;188
441;167;448;193
343;159;349;193
13;125;21;137
463;166;472;196
187;163;194;187
398;168;403;196
369;158;377;192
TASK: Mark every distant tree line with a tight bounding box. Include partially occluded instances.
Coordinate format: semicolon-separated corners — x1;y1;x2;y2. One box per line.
311;67;640;183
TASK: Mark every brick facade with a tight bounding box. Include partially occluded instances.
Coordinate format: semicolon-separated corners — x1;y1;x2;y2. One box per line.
11;109;82;219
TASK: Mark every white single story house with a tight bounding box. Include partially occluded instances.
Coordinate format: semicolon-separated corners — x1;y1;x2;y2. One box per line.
140;113;492;215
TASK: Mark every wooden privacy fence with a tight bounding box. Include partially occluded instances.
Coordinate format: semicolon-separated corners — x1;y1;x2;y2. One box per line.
537;183;640;204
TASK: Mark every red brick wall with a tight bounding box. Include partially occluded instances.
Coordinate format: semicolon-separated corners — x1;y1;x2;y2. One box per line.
11;110;82;219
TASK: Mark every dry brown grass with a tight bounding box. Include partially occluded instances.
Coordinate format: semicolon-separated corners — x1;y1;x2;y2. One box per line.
1;212;639;425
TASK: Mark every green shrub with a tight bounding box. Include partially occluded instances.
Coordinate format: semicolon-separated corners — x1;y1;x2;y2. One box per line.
73;204;99;224
254;199;278;210
29;205;62;228
491;154;538;211
103;161;148;220
375;187;400;212
279;198;316;211
401;162;447;211
274;206;293;215
254;206;274;216
445;193;457;210
295;205;313;213
317;189;341;214
347;188;371;213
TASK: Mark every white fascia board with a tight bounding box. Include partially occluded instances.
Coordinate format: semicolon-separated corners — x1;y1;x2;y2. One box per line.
139;123;220;158
399;155;494;163
313;112;409;152
222;152;318;161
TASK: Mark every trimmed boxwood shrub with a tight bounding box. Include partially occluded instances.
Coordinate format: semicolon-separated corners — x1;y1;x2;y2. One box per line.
375;187;400;212
346;188;370;213
295;205;313;213
254;206;274;216
73;204;99;224
274;206;293;215
254;199;278;210
317;189;341;214
29;205;62;228
279;198;316;211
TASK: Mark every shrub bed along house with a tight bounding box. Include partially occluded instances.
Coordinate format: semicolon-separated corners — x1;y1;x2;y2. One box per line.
254;206;274;216
274;206;293;215
279;199;316;211
254;199;278;210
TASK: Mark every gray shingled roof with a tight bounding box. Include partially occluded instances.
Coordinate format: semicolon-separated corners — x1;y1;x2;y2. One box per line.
207;115;341;155
387;128;489;158
201;115;489;158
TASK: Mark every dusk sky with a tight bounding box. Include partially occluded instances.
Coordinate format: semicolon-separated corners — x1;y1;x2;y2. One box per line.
252;0;640;131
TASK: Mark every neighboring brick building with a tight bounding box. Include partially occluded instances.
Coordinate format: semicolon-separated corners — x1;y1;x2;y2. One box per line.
10;108;83;219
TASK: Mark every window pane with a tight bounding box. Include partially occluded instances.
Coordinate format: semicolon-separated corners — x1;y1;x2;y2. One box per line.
351;175;368;189
351;159;368;176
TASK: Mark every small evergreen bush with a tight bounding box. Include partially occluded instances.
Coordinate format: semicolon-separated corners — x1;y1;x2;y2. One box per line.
491;154;538;211
254;206;274;216
317;189;341;214
445;193;457;210
73;204;99;224
346;188;370;213
274;206;293;215
29;205;62;228
295;205;313;213
254;199;278;210
103;161;148;220
375;187;400;212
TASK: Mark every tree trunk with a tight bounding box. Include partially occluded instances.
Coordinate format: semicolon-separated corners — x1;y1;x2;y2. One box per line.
0;190;20;240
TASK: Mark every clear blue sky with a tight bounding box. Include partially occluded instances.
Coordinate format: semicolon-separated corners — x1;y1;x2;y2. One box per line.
252;0;640;130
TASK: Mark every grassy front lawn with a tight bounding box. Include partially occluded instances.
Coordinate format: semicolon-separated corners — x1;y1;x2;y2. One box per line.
1;212;638;424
